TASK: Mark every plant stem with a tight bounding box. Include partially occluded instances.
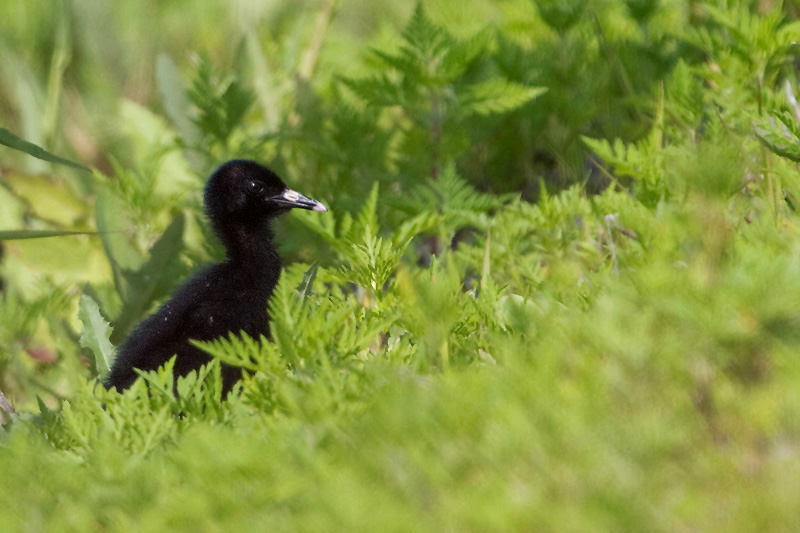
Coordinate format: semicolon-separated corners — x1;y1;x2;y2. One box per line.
299;0;338;83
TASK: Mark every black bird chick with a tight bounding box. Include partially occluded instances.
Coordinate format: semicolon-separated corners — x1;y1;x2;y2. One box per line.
105;160;327;393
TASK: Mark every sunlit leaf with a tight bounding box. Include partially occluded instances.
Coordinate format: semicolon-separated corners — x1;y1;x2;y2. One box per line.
78;294;116;378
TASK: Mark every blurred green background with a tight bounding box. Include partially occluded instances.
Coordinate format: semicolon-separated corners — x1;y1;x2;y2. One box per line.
3;0;800;530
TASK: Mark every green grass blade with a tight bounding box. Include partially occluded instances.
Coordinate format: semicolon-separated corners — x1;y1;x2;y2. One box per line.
0;128;90;172
0;229;98;240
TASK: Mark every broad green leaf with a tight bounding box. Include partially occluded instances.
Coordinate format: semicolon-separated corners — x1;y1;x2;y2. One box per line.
156;54;199;145
95;189;142;272
110;214;186;343
78;294;116;378
3;171;89;226
0;128;90;172
95;189;142;303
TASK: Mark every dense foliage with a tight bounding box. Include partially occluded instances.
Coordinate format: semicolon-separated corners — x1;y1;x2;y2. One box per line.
3;0;800;530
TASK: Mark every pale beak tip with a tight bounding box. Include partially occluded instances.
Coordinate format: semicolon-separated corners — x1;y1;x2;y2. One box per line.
313;202;328;212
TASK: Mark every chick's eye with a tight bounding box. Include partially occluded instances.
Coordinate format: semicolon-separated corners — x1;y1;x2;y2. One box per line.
247;180;264;194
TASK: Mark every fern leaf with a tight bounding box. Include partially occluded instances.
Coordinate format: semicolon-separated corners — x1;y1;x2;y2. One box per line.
457;79;546;116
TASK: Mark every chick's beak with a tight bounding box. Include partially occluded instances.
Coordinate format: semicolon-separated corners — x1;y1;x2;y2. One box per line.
271;188;327;212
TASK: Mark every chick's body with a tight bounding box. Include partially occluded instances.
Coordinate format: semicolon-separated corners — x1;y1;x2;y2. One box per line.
105;160;326;393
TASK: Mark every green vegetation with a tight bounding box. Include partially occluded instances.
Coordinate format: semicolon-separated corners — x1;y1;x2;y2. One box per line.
3;0;800;530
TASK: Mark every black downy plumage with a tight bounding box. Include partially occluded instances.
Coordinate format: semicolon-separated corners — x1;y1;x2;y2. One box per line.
105;160;327;393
